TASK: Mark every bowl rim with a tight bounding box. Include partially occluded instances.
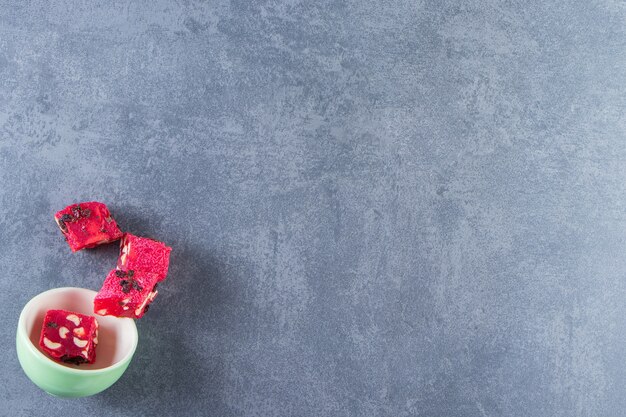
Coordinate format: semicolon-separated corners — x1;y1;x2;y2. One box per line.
17;286;138;375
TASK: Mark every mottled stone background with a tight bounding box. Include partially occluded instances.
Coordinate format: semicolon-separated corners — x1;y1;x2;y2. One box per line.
1;1;625;416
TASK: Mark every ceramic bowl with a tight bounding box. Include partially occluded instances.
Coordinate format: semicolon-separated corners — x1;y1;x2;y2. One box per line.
16;287;138;397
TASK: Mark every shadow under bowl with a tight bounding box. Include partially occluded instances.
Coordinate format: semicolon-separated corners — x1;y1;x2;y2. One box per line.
16;287;138;397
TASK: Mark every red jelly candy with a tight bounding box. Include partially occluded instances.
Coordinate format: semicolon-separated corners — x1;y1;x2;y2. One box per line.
94;269;160;319
54;202;123;252
39;309;98;365
117;234;171;282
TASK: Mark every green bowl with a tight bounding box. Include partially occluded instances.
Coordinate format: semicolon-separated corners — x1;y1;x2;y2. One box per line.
16;287;138;397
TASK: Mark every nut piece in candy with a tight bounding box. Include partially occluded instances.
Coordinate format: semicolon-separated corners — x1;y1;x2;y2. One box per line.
59;327;69;339
73;337;88;348
43;337;61;350
66;314;80;326
73;327;85;337
119;240;130;264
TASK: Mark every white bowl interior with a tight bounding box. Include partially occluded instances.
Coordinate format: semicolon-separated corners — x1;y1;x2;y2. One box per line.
22;287;137;370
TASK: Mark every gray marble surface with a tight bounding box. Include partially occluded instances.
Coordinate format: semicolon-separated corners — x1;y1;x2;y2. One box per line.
1;1;625;416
